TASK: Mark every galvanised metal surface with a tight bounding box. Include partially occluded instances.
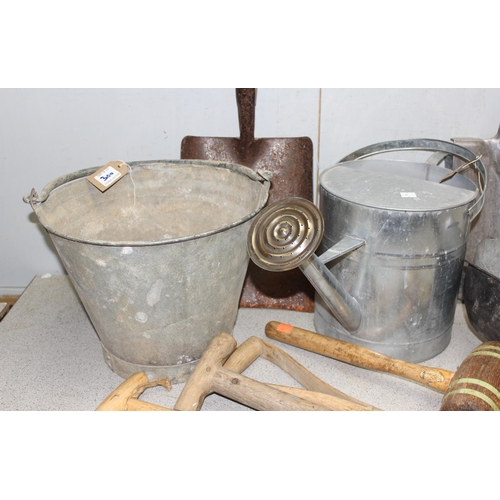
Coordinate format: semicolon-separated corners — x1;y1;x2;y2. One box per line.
314;139;487;362
453;125;500;263
25;160;269;382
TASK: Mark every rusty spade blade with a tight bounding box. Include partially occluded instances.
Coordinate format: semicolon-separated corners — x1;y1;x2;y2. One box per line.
181;88;315;311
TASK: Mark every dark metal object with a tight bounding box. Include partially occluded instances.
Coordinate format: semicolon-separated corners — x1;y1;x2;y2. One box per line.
181;88;315;312
463;238;500;342
463;264;500;342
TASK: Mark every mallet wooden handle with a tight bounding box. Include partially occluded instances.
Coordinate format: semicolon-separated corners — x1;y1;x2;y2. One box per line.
265;321;454;393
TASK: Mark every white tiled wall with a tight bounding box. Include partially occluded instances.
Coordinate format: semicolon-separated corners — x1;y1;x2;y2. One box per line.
1;88;499;289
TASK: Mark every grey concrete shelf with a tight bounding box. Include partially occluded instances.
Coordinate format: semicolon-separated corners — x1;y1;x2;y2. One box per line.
0;275;482;411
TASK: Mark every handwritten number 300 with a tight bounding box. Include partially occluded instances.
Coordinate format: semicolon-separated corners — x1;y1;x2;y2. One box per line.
100;172;114;182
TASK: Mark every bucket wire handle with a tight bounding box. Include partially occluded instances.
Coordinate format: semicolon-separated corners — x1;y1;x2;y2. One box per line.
23;162;133;207
23;166;103;206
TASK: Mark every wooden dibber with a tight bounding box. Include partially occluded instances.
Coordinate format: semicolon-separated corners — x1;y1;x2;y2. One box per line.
265;321;500;411
174;332;359;411
97;333;377;411
96;373;173;411
223;336;379;411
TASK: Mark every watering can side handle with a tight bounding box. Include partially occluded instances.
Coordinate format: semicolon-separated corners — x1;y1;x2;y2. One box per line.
425;151;454;170
467;152;487;221
468;187;486;221
318;235;366;265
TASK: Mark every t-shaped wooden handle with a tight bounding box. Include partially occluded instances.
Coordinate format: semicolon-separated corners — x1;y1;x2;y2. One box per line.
174;332;341;411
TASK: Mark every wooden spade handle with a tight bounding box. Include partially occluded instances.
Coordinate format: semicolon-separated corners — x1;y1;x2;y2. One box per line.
265;321;454;393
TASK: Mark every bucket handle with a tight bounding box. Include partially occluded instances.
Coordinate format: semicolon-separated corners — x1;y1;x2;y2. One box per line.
339;138;487;221
23;161;272;208
23;167;101;207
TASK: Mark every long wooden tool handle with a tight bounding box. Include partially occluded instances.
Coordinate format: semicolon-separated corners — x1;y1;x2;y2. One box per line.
269;385;380;411
265;321;454;393
211;367;330;411
224;336;375;409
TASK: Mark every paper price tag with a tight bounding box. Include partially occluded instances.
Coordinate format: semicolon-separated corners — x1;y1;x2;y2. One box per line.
87;161;129;192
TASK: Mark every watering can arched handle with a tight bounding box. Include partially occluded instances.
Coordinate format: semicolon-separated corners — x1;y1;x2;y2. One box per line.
339;138;487;222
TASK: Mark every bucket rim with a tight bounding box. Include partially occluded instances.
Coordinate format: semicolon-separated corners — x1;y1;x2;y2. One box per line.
25;159;270;247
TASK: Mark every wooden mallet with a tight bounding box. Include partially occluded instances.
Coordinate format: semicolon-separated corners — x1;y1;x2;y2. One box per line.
265;321;500;411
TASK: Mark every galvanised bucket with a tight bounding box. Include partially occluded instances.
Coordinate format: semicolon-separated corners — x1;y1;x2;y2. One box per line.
24;160;269;382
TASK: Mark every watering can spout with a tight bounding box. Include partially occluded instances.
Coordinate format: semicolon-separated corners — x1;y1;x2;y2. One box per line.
300;254;362;332
247;197;364;333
